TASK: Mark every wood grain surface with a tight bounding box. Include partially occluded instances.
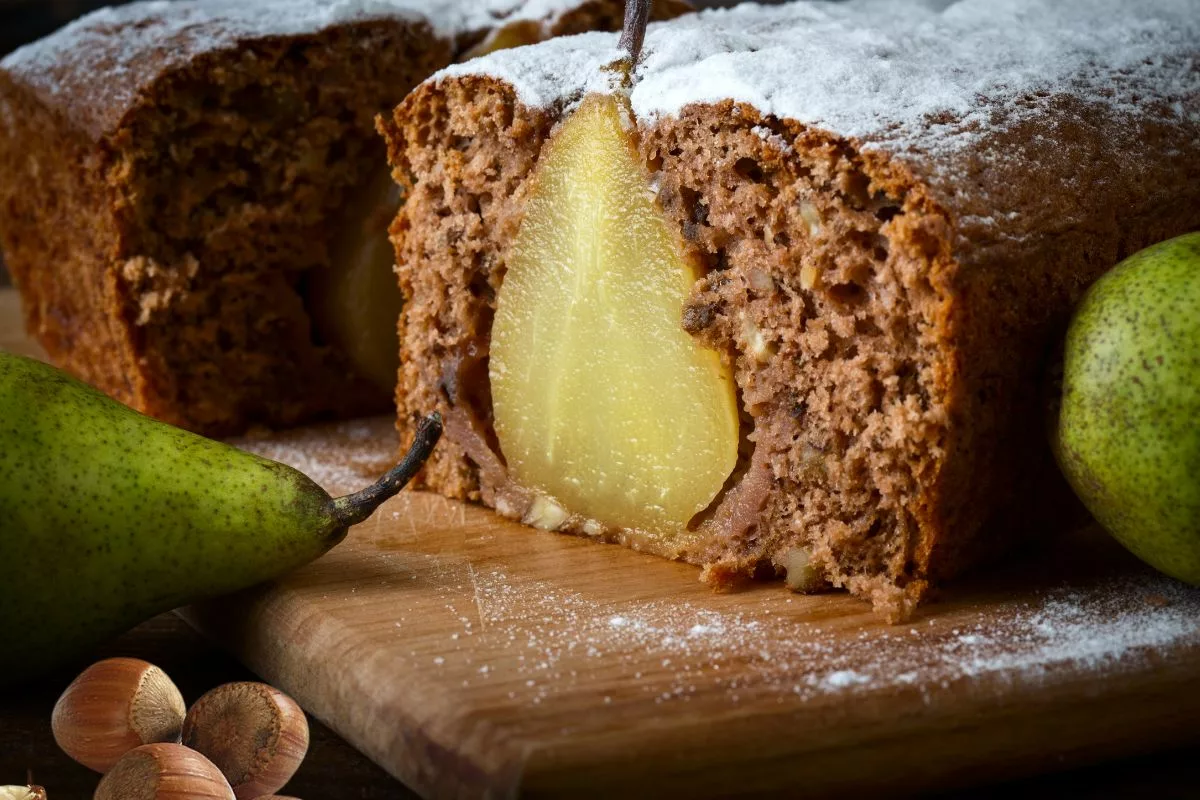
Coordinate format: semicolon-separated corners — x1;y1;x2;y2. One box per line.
3;289;1199;798
186;428;1200;794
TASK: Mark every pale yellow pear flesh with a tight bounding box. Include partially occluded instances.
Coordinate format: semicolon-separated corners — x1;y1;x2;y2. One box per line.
490;94;740;536
309;173;403;393
462;20;544;60
312;31;547;394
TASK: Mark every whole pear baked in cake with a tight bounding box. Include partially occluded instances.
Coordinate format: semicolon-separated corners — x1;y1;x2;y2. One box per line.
0;0;687;435
380;0;1200;619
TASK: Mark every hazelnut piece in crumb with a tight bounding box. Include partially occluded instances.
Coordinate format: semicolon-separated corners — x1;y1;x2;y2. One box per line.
494;496;519;519
799;263;821;291
784;547;827;593
741;315;777;364
52;657;186;773
799;443;827;480
799;200;822;237
523;495;569;531
747;268;774;294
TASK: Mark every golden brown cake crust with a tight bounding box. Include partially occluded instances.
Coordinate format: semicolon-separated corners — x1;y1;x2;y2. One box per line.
382;2;1200;619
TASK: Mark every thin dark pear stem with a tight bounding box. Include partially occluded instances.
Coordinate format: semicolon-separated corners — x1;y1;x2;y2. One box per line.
618;0;651;66
330;412;443;528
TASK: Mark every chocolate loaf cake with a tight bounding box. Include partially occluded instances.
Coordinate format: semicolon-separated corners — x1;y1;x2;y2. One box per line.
382;0;1200;618
0;0;686;434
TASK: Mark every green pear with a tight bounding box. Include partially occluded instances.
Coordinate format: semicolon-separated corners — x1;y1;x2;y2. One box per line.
1054;232;1200;584
0;353;440;686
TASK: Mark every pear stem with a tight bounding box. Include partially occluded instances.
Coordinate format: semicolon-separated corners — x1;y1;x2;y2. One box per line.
618;0;650;66
329;412;443;528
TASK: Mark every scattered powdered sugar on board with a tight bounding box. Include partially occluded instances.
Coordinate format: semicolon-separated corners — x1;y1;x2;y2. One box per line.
220;420;1199;709
443;0;1200;160
410;564;1200;707
230;416;398;496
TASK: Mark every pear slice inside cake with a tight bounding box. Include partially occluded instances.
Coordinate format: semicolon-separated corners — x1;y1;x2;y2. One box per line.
490;94;740;536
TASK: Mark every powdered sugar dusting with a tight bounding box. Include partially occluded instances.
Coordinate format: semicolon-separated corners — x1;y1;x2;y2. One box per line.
231;415;397;495
439;34;627;109
445;0;1200;161
415;565;1200;707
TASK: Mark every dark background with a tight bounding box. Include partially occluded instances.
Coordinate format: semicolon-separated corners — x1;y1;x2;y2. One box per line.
1;2;1198;797
0;0;113;53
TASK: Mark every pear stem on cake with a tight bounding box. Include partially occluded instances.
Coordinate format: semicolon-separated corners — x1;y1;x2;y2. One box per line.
618;0;650;65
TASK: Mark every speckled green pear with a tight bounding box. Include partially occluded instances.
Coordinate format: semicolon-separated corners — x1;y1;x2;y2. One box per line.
0;354;440;686
1054;232;1200;584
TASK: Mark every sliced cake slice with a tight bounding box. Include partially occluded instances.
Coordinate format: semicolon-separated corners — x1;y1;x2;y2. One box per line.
381;0;1200;619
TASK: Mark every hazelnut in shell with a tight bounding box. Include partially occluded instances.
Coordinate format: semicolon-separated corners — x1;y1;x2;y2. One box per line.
94;743;234;800
52;658;186;773
182;683;309;800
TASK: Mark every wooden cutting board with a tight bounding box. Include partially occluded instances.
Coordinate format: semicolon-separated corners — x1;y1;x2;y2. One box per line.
3;289;1199;798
